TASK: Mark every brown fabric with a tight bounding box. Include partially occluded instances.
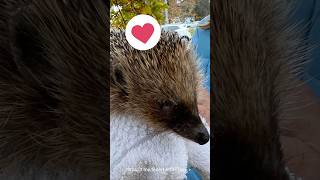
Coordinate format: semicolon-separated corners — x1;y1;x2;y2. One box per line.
281;84;320;180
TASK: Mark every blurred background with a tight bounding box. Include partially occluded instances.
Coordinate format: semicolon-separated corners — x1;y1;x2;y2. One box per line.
110;0;210;39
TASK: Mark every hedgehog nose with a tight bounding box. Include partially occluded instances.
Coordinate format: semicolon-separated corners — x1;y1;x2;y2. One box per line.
196;131;210;145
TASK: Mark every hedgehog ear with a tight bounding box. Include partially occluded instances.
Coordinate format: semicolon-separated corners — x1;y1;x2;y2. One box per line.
113;67;126;86
9;7;51;79
111;63;128;94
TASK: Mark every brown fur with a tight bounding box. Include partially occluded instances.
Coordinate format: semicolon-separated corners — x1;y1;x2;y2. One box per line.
212;0;309;179
0;0;109;179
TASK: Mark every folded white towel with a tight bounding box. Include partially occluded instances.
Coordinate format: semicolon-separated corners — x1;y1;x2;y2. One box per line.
110;114;210;180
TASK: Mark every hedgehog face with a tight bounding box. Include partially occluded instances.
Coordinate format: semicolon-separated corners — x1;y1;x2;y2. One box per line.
111;31;209;145
154;99;210;145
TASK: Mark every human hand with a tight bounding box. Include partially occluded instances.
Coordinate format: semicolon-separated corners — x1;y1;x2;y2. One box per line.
197;87;210;126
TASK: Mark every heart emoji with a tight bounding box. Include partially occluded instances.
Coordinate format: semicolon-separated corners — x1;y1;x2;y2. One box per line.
131;23;154;44
125;15;161;50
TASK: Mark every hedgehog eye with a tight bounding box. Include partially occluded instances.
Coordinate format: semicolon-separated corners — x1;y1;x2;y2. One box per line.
160;100;175;112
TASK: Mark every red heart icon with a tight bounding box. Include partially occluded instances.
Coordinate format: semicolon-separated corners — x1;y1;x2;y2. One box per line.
131;23;154;44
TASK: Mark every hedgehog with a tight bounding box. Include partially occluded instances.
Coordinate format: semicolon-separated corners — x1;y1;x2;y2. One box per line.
110;30;210;144
0;0;108;179
212;0;308;179
110;30;210;179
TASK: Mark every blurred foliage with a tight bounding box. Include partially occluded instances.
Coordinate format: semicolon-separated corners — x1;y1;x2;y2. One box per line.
168;0;197;23
194;0;210;19
111;0;168;28
167;0;209;23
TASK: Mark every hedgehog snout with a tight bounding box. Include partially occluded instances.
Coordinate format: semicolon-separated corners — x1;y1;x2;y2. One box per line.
172;114;210;145
191;123;210;145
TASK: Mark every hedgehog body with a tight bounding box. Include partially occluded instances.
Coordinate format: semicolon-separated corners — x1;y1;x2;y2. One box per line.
110;30;210;179
212;0;308;179
0;1;108;179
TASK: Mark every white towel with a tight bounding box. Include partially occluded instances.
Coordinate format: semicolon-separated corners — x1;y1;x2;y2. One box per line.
110;114;210;180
